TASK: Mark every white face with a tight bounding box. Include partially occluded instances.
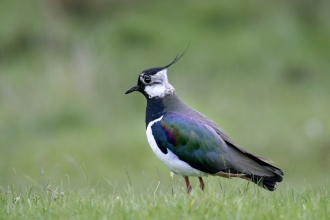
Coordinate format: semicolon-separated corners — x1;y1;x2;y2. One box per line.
140;69;175;99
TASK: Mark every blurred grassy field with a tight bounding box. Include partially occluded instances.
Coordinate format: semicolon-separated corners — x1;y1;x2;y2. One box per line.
2;180;330;219
0;0;330;194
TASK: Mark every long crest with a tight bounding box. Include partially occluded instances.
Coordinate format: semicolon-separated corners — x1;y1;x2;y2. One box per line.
163;43;190;69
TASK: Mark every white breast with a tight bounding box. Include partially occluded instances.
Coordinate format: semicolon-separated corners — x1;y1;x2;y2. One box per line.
146;116;207;177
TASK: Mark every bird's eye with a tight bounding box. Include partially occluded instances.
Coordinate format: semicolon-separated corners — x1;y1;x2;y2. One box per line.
144;76;151;83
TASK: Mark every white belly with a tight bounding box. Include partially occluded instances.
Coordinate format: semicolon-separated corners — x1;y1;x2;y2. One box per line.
146;116;208;177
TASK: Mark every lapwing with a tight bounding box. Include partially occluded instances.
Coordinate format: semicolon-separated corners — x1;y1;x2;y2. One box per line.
125;51;283;193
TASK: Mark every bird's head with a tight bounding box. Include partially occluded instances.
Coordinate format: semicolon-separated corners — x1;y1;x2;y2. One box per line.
125;50;186;99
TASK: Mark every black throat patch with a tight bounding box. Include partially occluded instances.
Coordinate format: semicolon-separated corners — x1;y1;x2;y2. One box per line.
145;98;165;127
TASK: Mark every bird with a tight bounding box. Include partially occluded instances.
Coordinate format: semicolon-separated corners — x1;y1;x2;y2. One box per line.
125;51;283;193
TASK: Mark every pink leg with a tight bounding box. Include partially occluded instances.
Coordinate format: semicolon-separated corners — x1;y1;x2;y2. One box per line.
184;177;192;194
198;177;205;190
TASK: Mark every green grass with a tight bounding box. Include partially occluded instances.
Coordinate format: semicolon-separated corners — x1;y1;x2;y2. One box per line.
1;175;329;219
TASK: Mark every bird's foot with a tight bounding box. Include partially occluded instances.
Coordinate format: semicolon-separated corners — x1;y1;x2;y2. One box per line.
198;177;205;191
184;177;192;194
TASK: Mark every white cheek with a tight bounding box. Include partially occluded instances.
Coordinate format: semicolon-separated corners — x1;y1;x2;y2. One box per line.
145;84;166;98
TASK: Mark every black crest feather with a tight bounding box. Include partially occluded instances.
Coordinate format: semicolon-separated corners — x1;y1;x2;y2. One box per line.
142;44;190;76
163;43;190;69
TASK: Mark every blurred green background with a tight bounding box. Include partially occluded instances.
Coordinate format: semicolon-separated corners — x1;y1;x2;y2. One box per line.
0;0;329;193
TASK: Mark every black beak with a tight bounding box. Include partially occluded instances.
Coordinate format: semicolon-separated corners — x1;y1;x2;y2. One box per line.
125;85;139;94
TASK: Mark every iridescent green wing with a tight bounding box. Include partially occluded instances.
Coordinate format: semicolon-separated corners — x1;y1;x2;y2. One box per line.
151;112;233;173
